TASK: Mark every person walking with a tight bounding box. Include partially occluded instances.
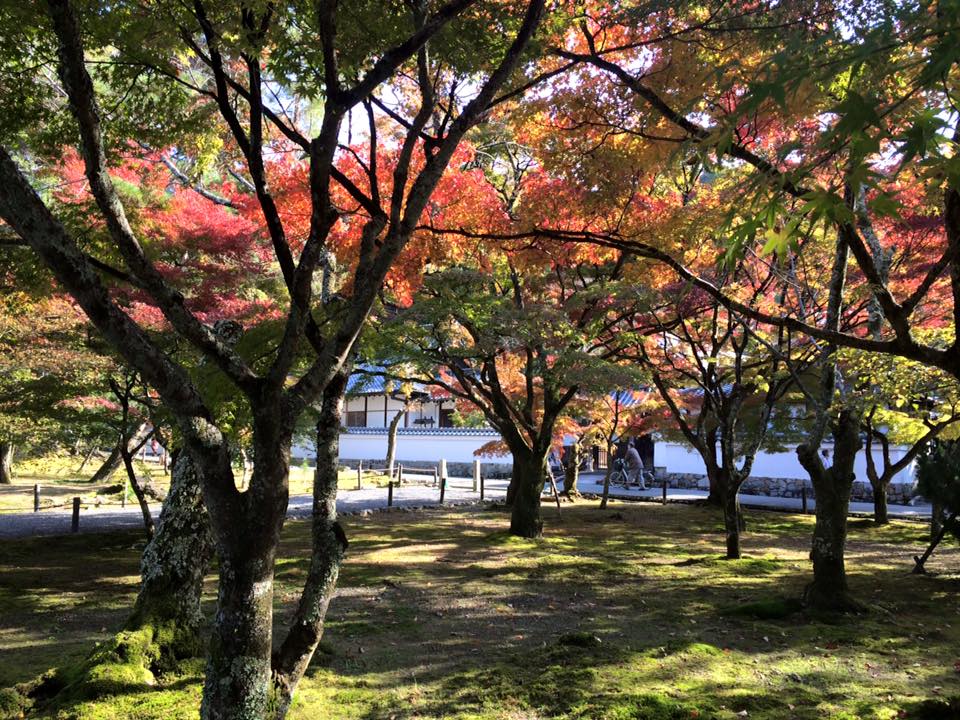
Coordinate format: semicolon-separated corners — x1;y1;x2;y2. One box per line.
623;444;647;490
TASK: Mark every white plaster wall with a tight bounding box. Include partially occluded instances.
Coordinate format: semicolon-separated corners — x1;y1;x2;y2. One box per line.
342;396;454;427
342;432;498;464
293;431;500;465
654;440;915;485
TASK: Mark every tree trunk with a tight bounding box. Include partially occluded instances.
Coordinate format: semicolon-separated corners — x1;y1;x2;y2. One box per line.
599;441;614;510
121;446;155;540
201;544;276;720
90;438;124;483
872;480;889;526
272;373;349;719
127;449;213;641
201;411;291;720
76;444;97;474
385;407;404;477
931;500;946;541
563;442;580;497
797;412;863;613
509;449;548;538
720;483;742;560
0;441;13;484
505;474;518;506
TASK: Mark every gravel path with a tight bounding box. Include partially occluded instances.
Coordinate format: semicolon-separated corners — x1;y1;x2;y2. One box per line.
0;473;931;539
0;478;510;539
575;474;933;519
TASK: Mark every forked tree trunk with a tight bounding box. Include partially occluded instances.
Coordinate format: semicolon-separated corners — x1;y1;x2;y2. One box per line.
272;373;350;719
0;441;13;484
797;412;863;613
127;449;213;641
509;449;548;538
121;445;155;540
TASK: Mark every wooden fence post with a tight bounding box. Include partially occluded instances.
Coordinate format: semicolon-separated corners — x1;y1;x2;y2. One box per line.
801;486;808;514
357;461;362;490
439;476;446;504
33;484;40;513
480;474;485;501
397;464;403;485
661;478;667;505
473;460;480;493
387;480;394;507
440;458;448;483
71;497;80;533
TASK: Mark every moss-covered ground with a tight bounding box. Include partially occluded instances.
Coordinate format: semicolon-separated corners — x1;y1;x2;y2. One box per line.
1;500;958;719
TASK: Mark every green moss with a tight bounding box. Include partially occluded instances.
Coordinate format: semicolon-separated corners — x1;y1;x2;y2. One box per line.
0;687;25;719
724;596;804;620
557;631;603;648
1;502;958;720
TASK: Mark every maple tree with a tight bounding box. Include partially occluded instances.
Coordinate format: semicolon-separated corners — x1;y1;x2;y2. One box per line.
0;1;547;717
375;238;641;537
483;0;958;611
623;262;817;559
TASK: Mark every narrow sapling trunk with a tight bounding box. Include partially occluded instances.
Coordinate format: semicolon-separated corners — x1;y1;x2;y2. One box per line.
0;441;13;484
272;374;350;719
599;441;614;510
385;407;404;477
510;449;549;538
121;445;155;539
563;442;581;498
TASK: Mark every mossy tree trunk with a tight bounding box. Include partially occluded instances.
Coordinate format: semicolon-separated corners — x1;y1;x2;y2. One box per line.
127;449;213;640
797;410;863;613
272;372;350;719
200;407;292;720
26;450;217;714
0;441;12;484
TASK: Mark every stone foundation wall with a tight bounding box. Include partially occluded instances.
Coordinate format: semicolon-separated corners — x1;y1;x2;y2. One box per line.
657;469;914;504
